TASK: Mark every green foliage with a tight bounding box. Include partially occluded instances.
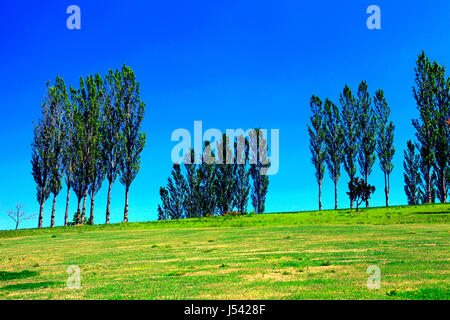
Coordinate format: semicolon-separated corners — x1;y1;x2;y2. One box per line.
339;86;359;184
356;81;377;187
403;140;422;205
119;65;146;190
215;134;236;214
249;129;270;214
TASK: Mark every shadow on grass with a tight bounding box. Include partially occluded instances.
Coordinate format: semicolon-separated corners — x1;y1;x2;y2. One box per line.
411;211;450;215
0;270;39;281
1;281;62;291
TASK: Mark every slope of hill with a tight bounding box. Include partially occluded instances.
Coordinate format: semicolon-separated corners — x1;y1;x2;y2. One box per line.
0;203;448;299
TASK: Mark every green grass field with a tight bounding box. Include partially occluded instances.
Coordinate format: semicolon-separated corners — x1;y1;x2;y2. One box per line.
0;203;449;300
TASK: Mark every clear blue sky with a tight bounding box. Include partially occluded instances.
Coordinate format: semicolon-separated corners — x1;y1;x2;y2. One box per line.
1;1;449;229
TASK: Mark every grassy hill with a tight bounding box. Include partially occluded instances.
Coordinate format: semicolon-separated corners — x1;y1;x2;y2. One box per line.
0;203;448;299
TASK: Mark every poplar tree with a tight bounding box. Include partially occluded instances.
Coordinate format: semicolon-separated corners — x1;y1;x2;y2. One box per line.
198;141;218;217
62;82;75;226
31;85;53;229
70;86;89;224
412;52;435;203
403;140;421;205
183;149;199;218
249;129;270;214
339;86;359;209
323;99;344;210
432;62;449;203
357;81;377;207
216;134;236;214
119;65;146;223
74;74;104;224
307;95;326;211
374;89;395;207
86;74;105;225
102;69;124;224
233;135;250;214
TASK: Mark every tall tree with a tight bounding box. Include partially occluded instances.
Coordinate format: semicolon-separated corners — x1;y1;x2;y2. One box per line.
62;81;75;226
403;140;421;205
74;74;104;224
374;89;395;207
249;129;270;214
70;86;89;224
431;62;449;203
183;149;200;218
356;81;377;207
197;141;218;217
412;52;435;204
102;69;124;224
119;65;146;223
339;86;359;209
233;134;251;214
307;95;326;211
86;74;105;225
215;134;236;215
31;84;53;228
48;77;67;227
323;99;344;210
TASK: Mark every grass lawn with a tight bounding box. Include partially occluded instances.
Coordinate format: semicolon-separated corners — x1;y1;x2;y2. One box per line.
0;203;448;299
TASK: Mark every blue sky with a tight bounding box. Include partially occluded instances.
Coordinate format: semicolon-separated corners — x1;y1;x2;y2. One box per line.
1;0;449;229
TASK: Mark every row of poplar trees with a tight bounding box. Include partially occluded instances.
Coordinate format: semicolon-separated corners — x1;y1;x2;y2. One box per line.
308;81;395;210
31;65;146;228
158;131;270;220
403;52;449;204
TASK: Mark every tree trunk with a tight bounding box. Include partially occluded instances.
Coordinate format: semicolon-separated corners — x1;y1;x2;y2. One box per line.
384;173;388;207
89;188;95;225
334;180;338;210
81;191;87;224
64;182;71;227
441;169;447;203
365;173;369;208
123;185;129;223
76;197;82;224
427;171;432;203
38;200;44;229
350;175;354;209
318;181;322;211
51;193;57;227
106;179;112;224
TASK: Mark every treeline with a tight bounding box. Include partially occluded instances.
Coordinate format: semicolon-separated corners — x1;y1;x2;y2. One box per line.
308;81;394;210
157;130;270;220
308;51;449;210
31;65;146;228
403;52;449;204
